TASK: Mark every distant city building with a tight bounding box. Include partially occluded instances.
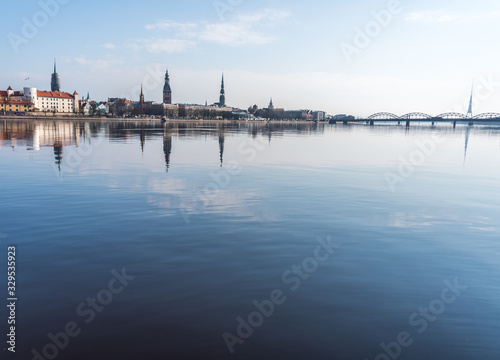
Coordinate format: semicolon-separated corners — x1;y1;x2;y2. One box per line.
163;69;172;104
284;110;312;120
1;86;78;114
139;84;145;114
51;59;60;92
94;103;109;116
218;74;226;108
2;60;329;120
38;90;79;113
265;98;284;112
0;86;35;113
108;98;133;116
312;111;326;121
80;98;93;116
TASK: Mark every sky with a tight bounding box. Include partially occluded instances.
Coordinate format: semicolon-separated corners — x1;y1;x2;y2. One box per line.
1;0;500;117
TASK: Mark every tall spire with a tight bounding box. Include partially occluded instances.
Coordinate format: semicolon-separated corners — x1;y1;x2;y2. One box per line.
467;82;474;119
219;73;226;108
163;68;172;104
51;58;61;92
139;84;145;114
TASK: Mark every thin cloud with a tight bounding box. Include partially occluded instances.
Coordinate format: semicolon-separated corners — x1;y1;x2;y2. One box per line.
405;10;500;23
405;11;461;23
141;38;196;53
72;56;122;69
102;43;116;50
199;9;290;46
198;23;274;46
235;9;291;23
146;21;198;33
140;9;291;52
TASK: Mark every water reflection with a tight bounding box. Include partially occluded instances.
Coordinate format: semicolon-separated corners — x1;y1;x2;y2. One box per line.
2;119;500;360
2;120;500;173
219;128;225;167
163;127;172;172
464;125;471;167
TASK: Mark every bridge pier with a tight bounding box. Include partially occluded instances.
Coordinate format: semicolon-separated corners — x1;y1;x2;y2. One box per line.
370;121;374;126
343;121;348;125
469;121;474;126
453;121;456;128
398;121;400;125
406;120;410;127
329;120;336;125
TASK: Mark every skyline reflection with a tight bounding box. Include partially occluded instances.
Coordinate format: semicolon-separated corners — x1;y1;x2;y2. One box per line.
1;120;500;173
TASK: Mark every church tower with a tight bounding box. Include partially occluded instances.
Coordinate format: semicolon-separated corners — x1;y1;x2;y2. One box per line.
139;84;145;114
219;73;226;108
163;69;172;104
268;98;274;110
51;59;61;92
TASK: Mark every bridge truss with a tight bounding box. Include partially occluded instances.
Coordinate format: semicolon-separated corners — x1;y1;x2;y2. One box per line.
364;112;500;121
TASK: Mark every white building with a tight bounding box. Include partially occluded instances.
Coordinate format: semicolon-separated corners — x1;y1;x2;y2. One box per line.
37;90;79;113
3;87;80;113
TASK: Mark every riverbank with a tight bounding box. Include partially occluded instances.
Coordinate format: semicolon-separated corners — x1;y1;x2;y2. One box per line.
0;115;323;124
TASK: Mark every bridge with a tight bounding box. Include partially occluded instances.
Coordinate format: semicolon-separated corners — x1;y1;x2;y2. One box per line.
330;112;500;126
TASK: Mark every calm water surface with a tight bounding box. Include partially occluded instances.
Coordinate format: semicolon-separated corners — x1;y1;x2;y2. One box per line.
1;120;500;359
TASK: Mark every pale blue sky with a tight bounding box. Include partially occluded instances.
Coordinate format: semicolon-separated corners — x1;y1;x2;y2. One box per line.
2;0;500;116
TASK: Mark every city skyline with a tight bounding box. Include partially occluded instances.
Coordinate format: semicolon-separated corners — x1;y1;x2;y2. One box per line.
2;0;500;116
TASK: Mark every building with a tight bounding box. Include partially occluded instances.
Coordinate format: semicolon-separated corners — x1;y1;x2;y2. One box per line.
0;87;35;113
312;111;326;121
218;74;226;108
163;69;172;104
268;98;274;110
265;98;284;112
108;98;133;116
80;101;92;116
284;110;312;120
37;90;79;113
139;84;145;114
95;103;109;116
51;59;60;92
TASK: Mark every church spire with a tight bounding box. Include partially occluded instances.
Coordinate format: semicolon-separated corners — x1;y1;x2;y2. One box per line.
268;97;274;110
51;58;60;92
163;68;172;104
139;84;145;114
219;73;226;108
467;82;474;119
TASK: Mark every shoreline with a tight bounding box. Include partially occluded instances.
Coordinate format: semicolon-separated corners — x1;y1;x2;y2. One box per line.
0;115;324;124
